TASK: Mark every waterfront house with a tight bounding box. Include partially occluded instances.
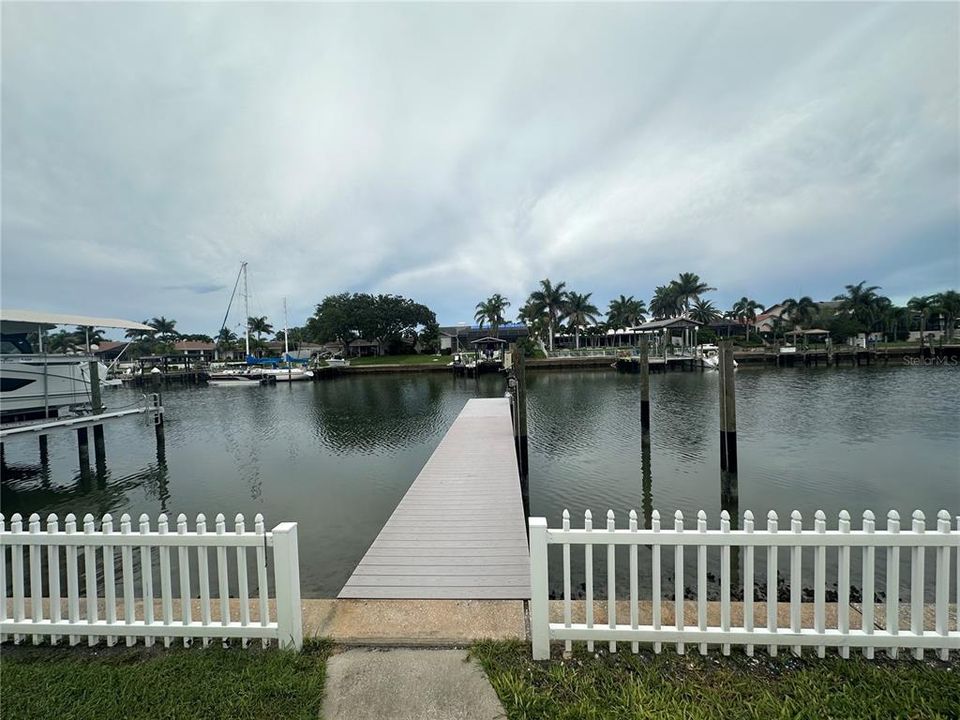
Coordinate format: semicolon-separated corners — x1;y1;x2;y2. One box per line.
264;340;327;359
439;323;528;353
322;338;381;357
753;304;788;334
92;340;127;362
173;340;217;361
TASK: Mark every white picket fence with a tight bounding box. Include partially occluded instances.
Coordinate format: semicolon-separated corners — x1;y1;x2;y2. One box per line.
529;509;960;660
0;512;302;650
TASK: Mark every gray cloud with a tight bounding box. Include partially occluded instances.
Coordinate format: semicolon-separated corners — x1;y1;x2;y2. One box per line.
2;2;957;333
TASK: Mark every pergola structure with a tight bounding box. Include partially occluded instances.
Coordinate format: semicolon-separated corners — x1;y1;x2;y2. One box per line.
628;317;704;357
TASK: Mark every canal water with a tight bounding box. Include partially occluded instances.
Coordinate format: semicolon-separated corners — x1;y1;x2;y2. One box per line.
2;365;957;598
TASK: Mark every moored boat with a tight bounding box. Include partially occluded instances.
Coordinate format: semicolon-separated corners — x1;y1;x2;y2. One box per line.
697;344;738;370
1;309;154;422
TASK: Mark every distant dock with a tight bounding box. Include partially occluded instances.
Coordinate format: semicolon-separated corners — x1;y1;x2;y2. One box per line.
339;397;530;600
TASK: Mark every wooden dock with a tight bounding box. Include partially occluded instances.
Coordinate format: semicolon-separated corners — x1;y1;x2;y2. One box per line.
338;397;530;599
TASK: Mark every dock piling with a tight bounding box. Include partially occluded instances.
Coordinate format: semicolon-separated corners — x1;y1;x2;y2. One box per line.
719;341;738;473
93;426;106;467
639;336;651;431
77;427;91;470
88;361;104;414
511;346;529;479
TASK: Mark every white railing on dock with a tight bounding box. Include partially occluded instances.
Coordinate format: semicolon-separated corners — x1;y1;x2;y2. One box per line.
0;512;302;650
529;509;959;660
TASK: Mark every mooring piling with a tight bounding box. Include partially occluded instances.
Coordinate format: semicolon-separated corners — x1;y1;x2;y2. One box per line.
87;361;104;414
512;346;529;479
639;335;651;431
718;340;738;472
640;429;653;529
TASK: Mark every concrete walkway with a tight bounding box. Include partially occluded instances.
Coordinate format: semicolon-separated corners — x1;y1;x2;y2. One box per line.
322;648;506;720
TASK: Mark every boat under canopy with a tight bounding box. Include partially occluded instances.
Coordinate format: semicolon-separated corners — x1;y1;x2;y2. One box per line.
1;310;152;422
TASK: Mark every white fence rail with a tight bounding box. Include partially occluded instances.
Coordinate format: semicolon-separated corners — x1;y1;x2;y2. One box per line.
529;509;959;660
0;512;302;650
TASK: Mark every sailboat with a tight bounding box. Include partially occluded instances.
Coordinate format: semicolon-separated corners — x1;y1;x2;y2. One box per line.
266;299;313;382
208;262;262;387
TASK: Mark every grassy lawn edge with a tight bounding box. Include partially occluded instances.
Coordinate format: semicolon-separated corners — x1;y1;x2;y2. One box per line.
470;639;960;720
1;637;332;720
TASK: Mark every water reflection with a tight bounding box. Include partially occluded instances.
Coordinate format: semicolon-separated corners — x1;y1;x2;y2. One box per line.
310;376;464;454
2;431;171;520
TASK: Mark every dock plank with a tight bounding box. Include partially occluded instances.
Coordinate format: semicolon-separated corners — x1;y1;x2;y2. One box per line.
338;397;530;599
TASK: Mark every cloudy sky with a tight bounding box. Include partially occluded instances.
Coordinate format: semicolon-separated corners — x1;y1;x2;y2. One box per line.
2;2;957;335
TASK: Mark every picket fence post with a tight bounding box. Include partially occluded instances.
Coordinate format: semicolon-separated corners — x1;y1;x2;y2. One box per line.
272;522;303;651
529;516;550;660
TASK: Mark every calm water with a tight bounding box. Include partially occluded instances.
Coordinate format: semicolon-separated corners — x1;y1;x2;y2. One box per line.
2;365;957;597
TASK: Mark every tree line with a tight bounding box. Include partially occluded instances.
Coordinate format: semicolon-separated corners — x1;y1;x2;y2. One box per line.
304;293;438;355
474;275;960;350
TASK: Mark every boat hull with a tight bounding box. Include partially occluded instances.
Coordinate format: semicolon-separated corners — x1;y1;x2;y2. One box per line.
1;356;110;420
270;369;314;382
207;373;262;387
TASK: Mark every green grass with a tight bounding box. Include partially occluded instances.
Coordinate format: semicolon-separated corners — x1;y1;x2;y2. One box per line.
347;354;447;366
1;638;331;720
471;640;960;720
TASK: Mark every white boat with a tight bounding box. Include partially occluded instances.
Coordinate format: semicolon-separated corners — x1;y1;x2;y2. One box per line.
324;356;350;368
697;344;738;370
207;373;261;387
267;367;314;382
1;310;153;421
266;299;315;381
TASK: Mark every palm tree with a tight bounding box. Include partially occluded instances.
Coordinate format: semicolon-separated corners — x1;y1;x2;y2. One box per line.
216;327;238;348
782;296;817;344
474;293;511;337
835;282;882;337
526;279;567;351
932;290;960;342
517;300;547;346
148;316;178;340
73;326;106;351
672;272;716;314
125;321;153;341
688;298;720;325
650;284;683;319
879;304;909;343
907;295;936;344
607;295;646;345
562;291;600;349
247;316;273;343
46;329;76;353
731;297;763;340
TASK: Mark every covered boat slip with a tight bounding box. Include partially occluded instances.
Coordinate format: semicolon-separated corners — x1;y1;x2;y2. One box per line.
339;397;530;599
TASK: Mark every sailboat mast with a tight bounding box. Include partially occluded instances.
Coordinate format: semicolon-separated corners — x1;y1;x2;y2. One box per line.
283;298;289;358
243;262;250;357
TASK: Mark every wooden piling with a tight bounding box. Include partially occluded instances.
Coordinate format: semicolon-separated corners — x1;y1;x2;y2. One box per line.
93;425;106;466
718;341;738;472
154;392;166;449
511;346;529;479
640;429;653;529
39;434;48;465
639;335;651;431
77;427;91;469
88;361;104;414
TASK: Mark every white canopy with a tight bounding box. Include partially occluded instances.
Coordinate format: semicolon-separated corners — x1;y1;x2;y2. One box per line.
0;309;154;332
